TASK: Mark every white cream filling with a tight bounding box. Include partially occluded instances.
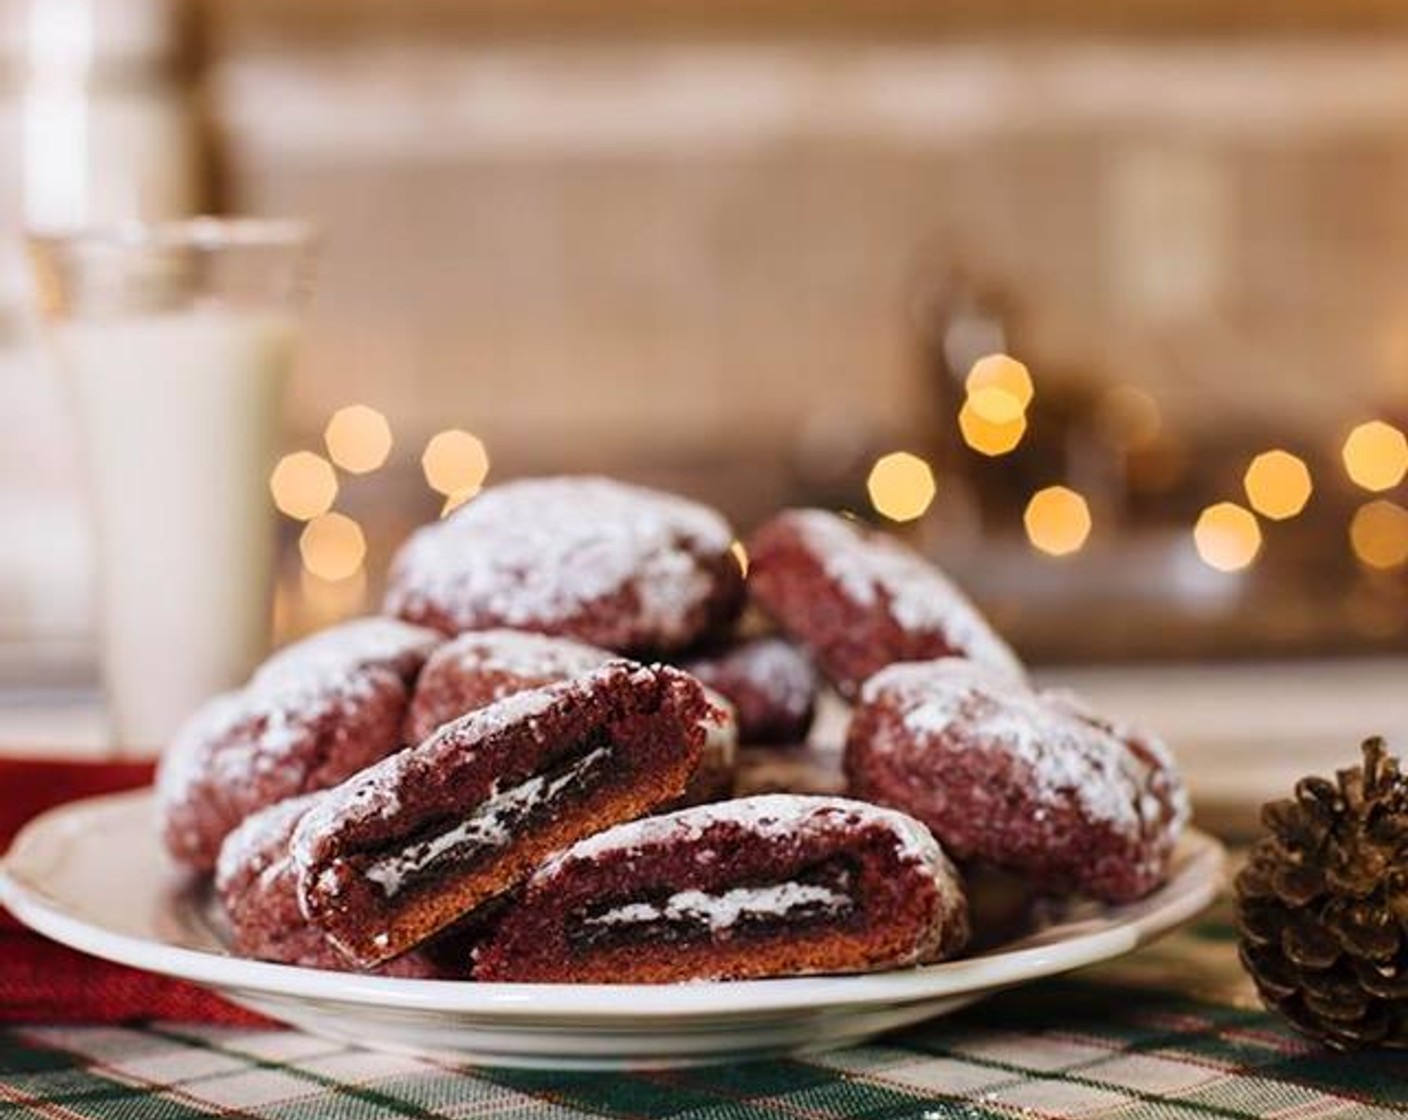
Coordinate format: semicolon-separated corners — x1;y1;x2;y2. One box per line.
363;745;611;896
583;880;851;935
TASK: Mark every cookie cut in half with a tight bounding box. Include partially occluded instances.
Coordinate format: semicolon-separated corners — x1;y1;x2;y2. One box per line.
474;794;969;983
406;629;736;805
291;662;710;967
215;794;463;977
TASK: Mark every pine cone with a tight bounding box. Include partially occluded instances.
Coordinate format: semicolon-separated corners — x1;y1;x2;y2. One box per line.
1234;738;1408;1049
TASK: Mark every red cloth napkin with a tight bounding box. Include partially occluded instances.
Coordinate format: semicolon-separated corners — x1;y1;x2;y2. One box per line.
1;757;268;1026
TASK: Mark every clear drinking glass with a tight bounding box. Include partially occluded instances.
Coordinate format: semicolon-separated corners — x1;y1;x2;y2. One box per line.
27;218;317;754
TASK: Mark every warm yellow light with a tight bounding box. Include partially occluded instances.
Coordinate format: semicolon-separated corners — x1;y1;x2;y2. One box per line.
966;386;1025;425
866;451;937;522
959;400;1027;456
1193;502;1262;573
269;452;338;521
1243;450;1312;521
324;405;393;474
1342;420;1408;493
729;539;749;576
422;430;490;496
1023;486;1092;557
966;354;1034;410
440;487;481;519
1350;499;1408;571
299;512;366;581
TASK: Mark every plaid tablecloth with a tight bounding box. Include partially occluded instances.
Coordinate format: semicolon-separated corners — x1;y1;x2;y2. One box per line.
4;759;1408;1117
5;905;1408;1119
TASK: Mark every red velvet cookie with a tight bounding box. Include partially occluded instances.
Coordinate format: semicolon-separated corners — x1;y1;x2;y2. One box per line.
255;617;443;689
405;629;735;804
215;794;463;977
291;662;711;967
474;794;969;983
746;510;1023;699
384;477;745;653
404;629;615;744
157;663;409;872
845;659;1188;903
683;637;818;744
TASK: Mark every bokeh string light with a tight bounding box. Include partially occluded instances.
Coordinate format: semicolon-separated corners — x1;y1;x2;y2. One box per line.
958;399;1028;456
1023;486;1092;557
1350;499;1408;571
966;386;1025;425
1342;420;1408;492
269;451;338;521
276;382;1408;609
422;429;490;497
958;353;1032;457
299;512;367;582
324;404;393;474
965;354;1034;408
1193;502;1262;572
866;451;936;522
1243;450;1313;521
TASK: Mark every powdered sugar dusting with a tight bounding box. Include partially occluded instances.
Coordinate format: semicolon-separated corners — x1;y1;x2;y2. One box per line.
687;638;816;717
156;690;246;808
288;661;658;872
254;617;441;685
361;744;613;896
384;476;735;647
788;510;1024;680
157;662;389;812
537;794;950;884
214;792;319;899
531;794;964;967
439;629;614;689
242;664;385;756
860;659;1189;843
584;880;851;935
431;677;574;742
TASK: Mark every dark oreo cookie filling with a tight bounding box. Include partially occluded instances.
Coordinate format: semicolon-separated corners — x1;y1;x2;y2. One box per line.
359;732;617;898
294;662;712;968
565;857;859;952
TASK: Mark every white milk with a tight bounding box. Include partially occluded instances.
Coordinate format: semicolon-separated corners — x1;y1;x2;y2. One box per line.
56;309;297;752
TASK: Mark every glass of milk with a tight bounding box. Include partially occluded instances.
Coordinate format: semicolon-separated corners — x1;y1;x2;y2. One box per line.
27;218;316;754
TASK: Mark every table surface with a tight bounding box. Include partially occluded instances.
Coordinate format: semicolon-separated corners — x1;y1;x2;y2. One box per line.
5;899;1408;1120
4;666;1408;1117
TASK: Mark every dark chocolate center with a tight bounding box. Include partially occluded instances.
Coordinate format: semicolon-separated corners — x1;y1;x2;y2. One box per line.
361;730;616;897
565;857;860;952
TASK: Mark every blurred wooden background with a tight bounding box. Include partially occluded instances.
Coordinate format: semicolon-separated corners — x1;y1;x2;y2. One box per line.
8;0;1408;664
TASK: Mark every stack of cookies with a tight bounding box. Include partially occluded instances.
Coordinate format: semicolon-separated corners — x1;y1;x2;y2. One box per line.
156;476;1188;984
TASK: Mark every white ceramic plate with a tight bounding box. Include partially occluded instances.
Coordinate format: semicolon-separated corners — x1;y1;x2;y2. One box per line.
1;790;1225;1069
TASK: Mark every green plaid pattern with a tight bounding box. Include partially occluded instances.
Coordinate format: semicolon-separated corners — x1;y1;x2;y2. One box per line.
3;912;1407;1118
